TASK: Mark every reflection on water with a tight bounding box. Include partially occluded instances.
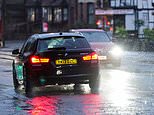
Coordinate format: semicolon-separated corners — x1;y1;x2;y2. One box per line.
82;94;103;114
101;69;134;107
26;94;103;115
25;69;135;115
27;96;58;115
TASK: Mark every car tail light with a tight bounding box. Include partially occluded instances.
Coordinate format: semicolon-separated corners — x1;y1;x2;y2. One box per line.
31;56;49;64
83;52;98;61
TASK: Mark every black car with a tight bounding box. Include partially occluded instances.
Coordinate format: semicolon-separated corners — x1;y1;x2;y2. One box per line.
12;32;99;96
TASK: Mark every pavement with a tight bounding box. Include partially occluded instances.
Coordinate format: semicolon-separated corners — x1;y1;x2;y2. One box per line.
0;40;24;60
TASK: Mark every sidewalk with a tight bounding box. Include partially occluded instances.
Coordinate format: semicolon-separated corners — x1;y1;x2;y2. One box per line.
0;40;24;60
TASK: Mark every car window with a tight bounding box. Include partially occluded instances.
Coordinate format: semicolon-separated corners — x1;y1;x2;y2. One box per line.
28;39;37;52
80;31;111;42
23;41;31;53
20;37;36;54
20;38;31;54
24;38;36;52
37;36;90;52
20;39;30;54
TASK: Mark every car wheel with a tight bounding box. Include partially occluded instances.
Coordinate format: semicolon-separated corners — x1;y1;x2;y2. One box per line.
23;68;34;97
25;78;34;97
89;75;100;93
73;84;81;91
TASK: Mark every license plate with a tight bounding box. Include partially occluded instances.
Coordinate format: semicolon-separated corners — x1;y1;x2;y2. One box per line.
98;56;107;60
55;59;77;65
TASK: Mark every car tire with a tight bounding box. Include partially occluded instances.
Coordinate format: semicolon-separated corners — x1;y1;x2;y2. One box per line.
24;67;34;97
89;75;100;93
25;78;33;97
73;84;81;91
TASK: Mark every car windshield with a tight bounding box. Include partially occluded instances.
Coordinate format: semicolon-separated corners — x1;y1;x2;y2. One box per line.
80;31;111;42
37;36;90;52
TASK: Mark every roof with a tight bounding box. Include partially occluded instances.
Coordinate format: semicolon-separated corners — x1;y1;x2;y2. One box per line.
70;29;106;32
34;32;84;39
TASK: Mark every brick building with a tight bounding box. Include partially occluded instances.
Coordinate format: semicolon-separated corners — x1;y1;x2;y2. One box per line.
0;0;96;41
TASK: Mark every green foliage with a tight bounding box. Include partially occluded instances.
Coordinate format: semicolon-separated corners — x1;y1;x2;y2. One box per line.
135;19;144;27
115;27;128;39
143;28;154;41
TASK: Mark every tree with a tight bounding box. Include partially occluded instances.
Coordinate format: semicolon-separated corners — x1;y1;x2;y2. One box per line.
143;28;154;41
115;26;128;39
135;19;144;27
135;19;144;35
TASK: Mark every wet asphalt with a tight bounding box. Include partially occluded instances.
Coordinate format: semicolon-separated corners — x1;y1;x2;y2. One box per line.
0;51;154;115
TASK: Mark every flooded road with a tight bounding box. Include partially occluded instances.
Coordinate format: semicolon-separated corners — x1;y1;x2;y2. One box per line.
0;51;154;114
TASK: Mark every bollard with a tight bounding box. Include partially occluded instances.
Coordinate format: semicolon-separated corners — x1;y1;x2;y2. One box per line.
0;40;4;47
0;41;2;47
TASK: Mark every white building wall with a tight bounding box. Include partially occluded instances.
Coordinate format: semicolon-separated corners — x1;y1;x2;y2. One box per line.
116;0;120;7
137;0;142;9
97;0;154;37
137;0;154;37
149;10;154;29
149;0;153;8
125;14;135;30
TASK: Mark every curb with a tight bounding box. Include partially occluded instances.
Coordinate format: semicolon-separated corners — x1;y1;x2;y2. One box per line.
0;51;14;60
0;57;14;60
0;52;12;56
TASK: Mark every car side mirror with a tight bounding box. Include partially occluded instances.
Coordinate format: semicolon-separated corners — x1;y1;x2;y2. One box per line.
12;49;20;55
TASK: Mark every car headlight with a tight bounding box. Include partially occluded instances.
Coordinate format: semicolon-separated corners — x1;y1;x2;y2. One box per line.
110;46;123;57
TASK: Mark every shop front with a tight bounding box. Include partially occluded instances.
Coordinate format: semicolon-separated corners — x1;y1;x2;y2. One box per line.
95;9;135;33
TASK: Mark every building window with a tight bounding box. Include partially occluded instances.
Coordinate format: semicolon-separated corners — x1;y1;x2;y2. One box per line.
80;3;83;22
42;7;68;23
48;8;52;22
110;0;137;7
110;0;116;7
35;8;41;22
87;3;94;24
27;8;41;22
143;12;148;27
42;7;48;22
28;8;35;22
42;7;52;22
120;0;126;6
142;0;148;8
63;8;68;21
103;0;110;8
54;8;62;22
96;0;103;8
130;0;136;6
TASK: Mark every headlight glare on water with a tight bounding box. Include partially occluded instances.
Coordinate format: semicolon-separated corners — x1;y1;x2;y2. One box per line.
110;46;123;57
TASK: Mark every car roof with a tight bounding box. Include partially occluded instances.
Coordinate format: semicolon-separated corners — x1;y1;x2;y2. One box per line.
70;29;106;32
33;32;84;39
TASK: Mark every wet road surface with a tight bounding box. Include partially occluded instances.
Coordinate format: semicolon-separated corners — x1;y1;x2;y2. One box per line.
0;51;154;115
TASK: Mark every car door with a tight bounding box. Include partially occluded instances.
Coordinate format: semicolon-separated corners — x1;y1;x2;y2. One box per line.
14;36;36;81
